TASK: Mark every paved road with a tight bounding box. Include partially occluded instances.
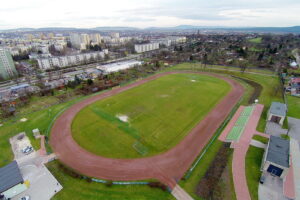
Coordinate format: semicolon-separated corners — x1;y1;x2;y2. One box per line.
50;71;244;188
288;117;300;141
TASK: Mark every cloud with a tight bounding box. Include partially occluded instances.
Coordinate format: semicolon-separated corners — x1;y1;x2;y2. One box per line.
0;0;300;29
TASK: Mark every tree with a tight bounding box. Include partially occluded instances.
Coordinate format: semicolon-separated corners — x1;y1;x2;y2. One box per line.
87;79;94;86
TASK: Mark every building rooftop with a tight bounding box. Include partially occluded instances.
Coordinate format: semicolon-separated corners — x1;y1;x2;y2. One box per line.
269;102;286;117
0;161;24;193
266;136;290;167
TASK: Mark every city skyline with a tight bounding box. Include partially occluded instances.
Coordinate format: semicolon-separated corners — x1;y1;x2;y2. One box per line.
1;0;300;29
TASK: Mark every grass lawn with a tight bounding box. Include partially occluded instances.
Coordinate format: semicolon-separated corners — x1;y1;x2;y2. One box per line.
248;37;262;44
170;63;283;132
287;95;300;118
47;161;174;200
72;73;231;158
252;135;269;144
245;146;265;200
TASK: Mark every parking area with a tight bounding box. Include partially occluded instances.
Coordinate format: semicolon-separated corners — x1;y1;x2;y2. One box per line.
9;132;62;200
9;132;34;160
258;173;289;200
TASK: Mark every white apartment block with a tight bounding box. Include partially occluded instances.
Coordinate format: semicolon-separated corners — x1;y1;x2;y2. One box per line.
134;43;159;53
70;33;90;50
168;36;187;45
90;33;102;44
37;51;107;70
110;32;120;38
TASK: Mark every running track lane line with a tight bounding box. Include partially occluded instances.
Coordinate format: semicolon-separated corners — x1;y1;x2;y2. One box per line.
50;71;244;189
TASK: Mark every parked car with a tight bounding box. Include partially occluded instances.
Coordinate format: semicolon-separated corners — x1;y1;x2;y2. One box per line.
20;195;30;200
22;146;33;155
259;175;266;184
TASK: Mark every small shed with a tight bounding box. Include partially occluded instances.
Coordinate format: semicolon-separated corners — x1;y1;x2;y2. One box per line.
267;102;286;126
0;161;27;199
261;136;290;178
32;128;41;139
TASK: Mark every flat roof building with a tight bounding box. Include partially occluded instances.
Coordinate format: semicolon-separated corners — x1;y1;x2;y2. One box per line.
267;102;287;126
0;161;27;199
261;136;290;178
0;48;18;80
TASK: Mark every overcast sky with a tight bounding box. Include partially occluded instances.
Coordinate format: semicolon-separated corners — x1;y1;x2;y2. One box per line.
1;0;300;29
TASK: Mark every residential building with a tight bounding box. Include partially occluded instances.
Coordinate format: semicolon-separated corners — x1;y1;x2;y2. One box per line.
70;33;90;50
110;32;120;39
267;102;287;126
289;77;300;96
261;136;290;178
0;161;28;199
0;48;18;80
90;33;102;45
37;50;107;70
134;43;159;53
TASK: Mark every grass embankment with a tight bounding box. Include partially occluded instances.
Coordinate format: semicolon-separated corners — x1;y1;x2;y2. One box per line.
72;73;231;158
245;146;265;200
47;161;174;200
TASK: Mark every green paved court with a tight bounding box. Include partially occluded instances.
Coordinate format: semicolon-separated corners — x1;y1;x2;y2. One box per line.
226;106;254;141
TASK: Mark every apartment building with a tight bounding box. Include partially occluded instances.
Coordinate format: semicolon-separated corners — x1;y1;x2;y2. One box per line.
134;43;159;53
37;51;107;70
0;48;18;80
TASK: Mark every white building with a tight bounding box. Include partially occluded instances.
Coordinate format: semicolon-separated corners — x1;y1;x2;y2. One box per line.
97;60;142;73
90;33;102;45
37;50;107;70
0;48;18;79
134;43;159;53
110;32;120;39
70;33;90;50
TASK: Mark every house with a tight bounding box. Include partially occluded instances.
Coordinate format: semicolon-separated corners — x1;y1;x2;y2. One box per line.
290;77;300;96
0;161;28;199
267;102;287;126
261;136;290;178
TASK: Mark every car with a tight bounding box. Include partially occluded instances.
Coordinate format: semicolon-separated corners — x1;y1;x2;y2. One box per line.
22;146;33;155
259;175;266;184
20;195;30;200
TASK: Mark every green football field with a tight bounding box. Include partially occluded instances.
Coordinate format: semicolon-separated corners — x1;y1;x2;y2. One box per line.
71;73;231;158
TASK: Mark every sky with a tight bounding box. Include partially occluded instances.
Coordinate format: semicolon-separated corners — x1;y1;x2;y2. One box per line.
1;0;300;29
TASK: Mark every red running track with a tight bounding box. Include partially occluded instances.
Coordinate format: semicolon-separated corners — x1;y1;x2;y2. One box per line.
50;71;244;188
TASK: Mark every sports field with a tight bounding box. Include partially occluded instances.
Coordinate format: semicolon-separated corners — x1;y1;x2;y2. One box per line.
71;73;231;158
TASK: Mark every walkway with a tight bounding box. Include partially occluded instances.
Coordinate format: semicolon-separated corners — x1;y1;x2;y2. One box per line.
289;138;300;199
231;104;264;200
219;104;269;200
171;185;194;200
265;121;288;137
288;117;300;141
250;139;266;148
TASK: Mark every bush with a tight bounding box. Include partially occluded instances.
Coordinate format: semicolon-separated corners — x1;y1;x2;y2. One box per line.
105;180;113;187
148;182;167;191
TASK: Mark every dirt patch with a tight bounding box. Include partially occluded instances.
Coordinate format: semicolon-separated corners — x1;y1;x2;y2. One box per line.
196;143;233;199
